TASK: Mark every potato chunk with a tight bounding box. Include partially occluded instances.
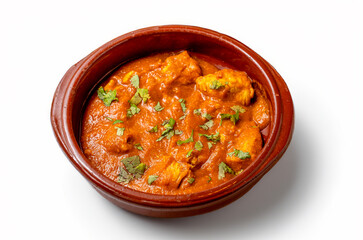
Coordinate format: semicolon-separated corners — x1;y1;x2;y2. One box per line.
160;51;201;87
196;69;254;106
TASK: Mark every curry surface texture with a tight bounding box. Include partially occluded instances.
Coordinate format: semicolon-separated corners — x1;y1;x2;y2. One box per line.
81;51;271;195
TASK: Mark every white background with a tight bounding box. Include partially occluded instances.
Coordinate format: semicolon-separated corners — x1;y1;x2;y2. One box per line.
1;0;362;239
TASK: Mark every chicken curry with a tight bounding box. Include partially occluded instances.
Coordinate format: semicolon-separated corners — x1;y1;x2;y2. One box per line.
81;51;271;195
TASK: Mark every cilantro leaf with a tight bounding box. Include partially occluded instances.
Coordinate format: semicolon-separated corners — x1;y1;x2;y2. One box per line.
207;142;213;149
207;176;212;183
154;102;164;112
130;74;140;88
157;118;176;141
134;143;143;151
199;120;214;130
209;80;224;89
187;177;195;184
199;132;220;143
118;156;146;182
97;86;118;106
148;125;158;133
113;119;123;124
193;109;201;116
228;149;251;159
104;116;113;121
218;162;235;180
202;112;212;120
148;175;158;185
179;98;187;113
186;149;193;157
175;130;183;135
179;114;187;120
115;127;125;136
177;130;194;145
129;92;142;105
137;88;150;102
231;105;246;114
127;103;140;117
195;141;203;151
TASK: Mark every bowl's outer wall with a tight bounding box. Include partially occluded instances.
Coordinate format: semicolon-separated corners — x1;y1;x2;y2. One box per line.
51;25;294;217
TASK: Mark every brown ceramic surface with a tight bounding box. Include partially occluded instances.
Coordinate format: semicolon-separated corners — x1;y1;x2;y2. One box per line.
51;25;294;218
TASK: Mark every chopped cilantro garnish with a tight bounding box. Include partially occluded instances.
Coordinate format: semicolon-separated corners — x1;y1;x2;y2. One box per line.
227;149;251;159
115;127;125;136
231;105;246;113
118;156;146;183
129;92;142;105
130;75;139;88
177;130;194;145
137;88;150;102
202;112;212;120
104;116;113;121
175;130;183;135
199;120;214;130
187;177;195;184
113;119;123;124
127;103;140;117
199;132;220;143
148;125;158;133
156;118;176;142
207;142;214;149
193;109;201;116
97;86;118;106
207;176;212;183
134;143;143;151
195;141;203;151
179;98;187;113
154;102;164;112
148;175;158;185
218;162;235;180
179;114;187;120
209;80;224;89
186;149;193;157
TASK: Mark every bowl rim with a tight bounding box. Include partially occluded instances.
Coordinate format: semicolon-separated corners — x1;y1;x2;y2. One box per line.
51;25;290;208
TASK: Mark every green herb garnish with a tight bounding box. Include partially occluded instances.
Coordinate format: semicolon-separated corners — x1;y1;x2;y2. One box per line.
179;114;187;120
130;75;139;88
154;102;164;112
199;132;220;143
218;162;235;180
231;105;246;113
179;98;187;113
207;142;213;149
134;143;143;150
195;141;203;151
227;149;251;159
156;118;176;142
186;149;193;157
115;127;125;136
207;176;212;183
202;112;212;120
127;103;140;117
148;175;158;185
175;130;183;135
97;86;118;106
118;156;146;183
137;88;150;102
199;120;214;130
187;177;195;184
193;109;202;116
209;80;224;89
177;130;194;145
113;119;123;124
148;125;158;133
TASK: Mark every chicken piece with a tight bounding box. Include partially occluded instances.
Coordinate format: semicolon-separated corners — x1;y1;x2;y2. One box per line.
160;51;202;87
157;161;191;189
101;125;133;154
251;81;271;129
196;69;254;106
225;121;262;171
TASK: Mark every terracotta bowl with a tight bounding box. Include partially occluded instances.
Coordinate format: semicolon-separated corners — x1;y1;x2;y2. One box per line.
51;25;294;218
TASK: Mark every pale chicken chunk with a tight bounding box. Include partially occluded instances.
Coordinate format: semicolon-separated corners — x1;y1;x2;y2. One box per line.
100;125;133;154
225;121;262;171
157;161;191;189
160;51;201;87
196;69;254;106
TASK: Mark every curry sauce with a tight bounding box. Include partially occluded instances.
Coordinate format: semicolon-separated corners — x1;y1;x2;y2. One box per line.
81;51;271;195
